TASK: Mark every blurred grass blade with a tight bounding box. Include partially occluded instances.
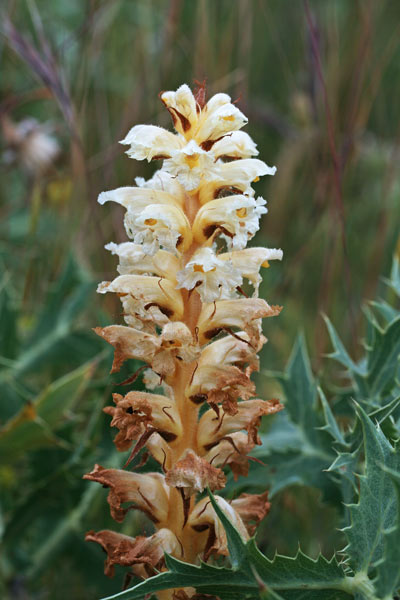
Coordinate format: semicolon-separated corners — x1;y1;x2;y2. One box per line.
0;359;95;461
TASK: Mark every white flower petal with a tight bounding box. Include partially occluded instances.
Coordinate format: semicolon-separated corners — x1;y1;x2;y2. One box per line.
211;131;259;159
219;247;283;294
124;204;192;256
160;84;198;135
163;140;220;192
193;195;268;250
197;103;248;142
220;158;276;184
134;169;185;201
120;124;182;161
98;186;182;210
205;93;232;114
105;241;180;280
176;247;242;302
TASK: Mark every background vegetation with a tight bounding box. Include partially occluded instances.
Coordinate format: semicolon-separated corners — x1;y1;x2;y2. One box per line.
1;1;399;599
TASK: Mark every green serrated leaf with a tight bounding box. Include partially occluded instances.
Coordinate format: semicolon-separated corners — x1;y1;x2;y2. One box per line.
247;541;352;599
324;316;365;376
207;489;246;569
327;450;360;504
318;386;346;445
373;466;400;599
276;333;318;425
366;317;400;398
100;555;256;600
343;403;400;574
258;336;337;501
369;300;399;326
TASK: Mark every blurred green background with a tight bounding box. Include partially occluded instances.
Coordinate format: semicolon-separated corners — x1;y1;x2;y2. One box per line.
1;1;399;598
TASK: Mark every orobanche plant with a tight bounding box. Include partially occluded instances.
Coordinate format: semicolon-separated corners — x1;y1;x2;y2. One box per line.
84;83;283;597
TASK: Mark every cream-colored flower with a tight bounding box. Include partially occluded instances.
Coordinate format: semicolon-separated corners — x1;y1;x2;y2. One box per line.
163;140;219;192
196;98;248;143
135;169;185;202
98;185;182;210
120;124;182;161
105;242;180;281
160;84;198;136
99;187;190;256
197;298;281;346
160;86;248;145
219;247;283;294
198;158;276;205
125;203;192;255
97;274;184;324
198;331;264;370
176;247;242;302
193;195;268;250
211;130;258;159
220;158;276;186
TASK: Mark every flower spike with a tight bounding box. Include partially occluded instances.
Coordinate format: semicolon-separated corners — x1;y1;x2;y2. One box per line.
85;83;283;598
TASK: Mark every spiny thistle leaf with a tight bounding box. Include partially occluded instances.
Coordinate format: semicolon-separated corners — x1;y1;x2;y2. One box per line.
365;316;400;399
343;403;400;574
100;557;257;600
325;303;400;407
373;466;400;599
100;494;353;600
317;386;346;445
327;449;360;506
323;316;365;376
255;335;340;501
247;540;352;599
383;256;400;298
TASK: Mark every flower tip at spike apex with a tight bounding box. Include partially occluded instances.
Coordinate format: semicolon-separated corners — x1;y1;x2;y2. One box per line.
87;82;282;589
98;191;109;205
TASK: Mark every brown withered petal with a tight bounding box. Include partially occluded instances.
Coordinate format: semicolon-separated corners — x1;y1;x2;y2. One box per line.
94;325;159;373
83;465;170;523
187;364;255;415
104;391;181;452
86;528;180;578
203;432;254;480
165;450;226;498
104;393;151;451
231;491;271;535
197;399;283;451
85;529;136;577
